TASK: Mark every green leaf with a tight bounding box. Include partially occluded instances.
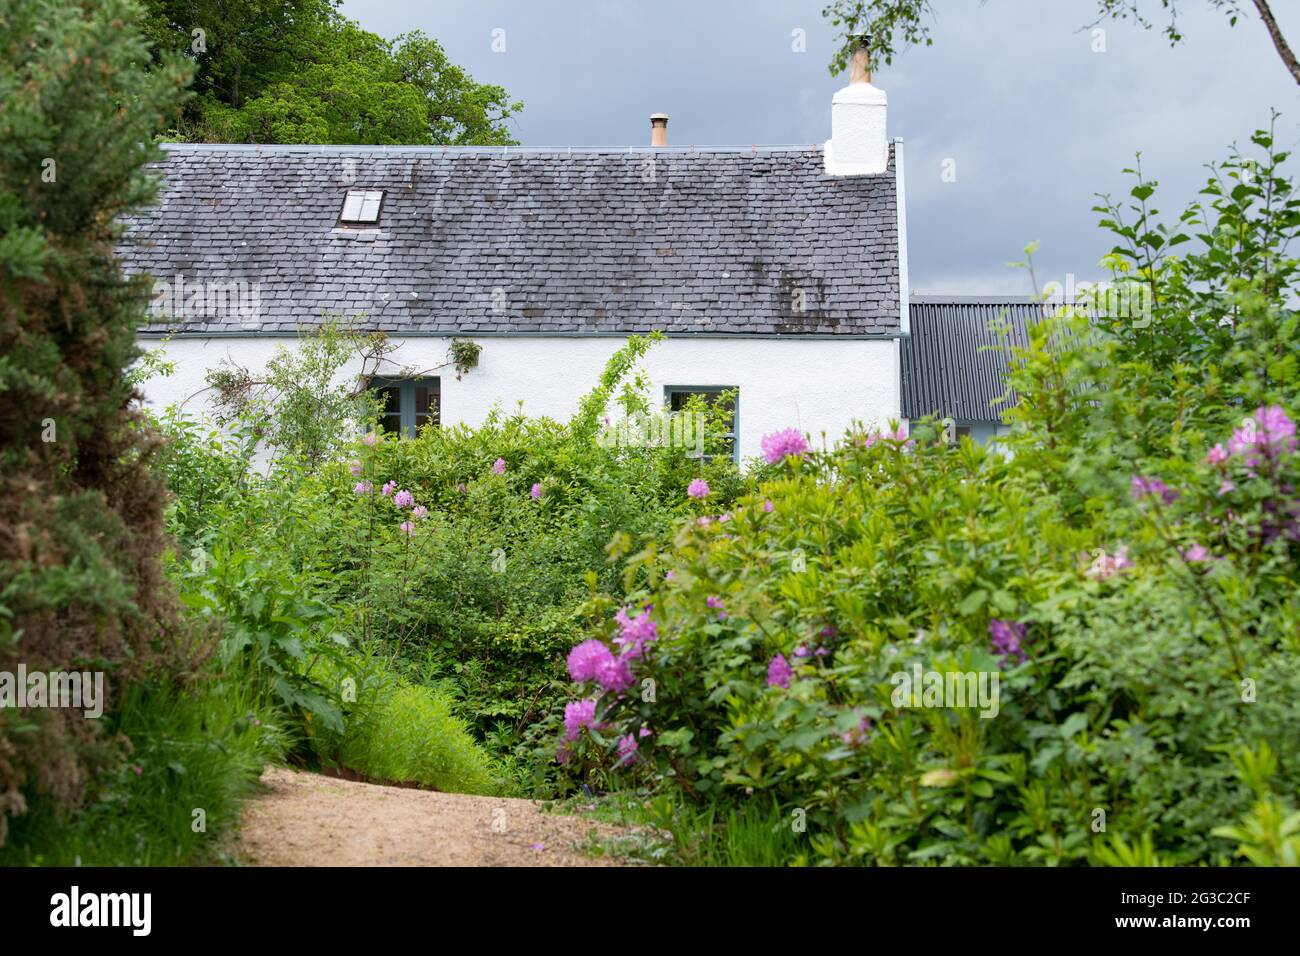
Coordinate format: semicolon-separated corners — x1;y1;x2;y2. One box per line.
957;589;988;615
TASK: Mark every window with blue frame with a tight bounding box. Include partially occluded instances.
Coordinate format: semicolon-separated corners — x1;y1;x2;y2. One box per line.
371;377;440;437
664;385;738;461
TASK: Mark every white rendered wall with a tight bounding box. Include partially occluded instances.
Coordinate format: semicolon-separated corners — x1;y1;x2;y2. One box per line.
136;335;902;461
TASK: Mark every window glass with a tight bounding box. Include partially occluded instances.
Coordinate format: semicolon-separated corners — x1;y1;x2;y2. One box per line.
369;377;440;437
665;386;738;461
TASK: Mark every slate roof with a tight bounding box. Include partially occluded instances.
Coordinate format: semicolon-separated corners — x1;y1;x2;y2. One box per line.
120;143;902;336
901;297;1042;423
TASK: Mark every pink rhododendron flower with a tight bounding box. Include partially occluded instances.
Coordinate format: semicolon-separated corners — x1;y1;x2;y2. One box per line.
1182;543;1210;563
1205;444;1228;465
595;655;634;693
760;428;809;464
411;505;428;519
616;733;639;766
381;480;397;497
687;478;710;499
665;570;676;581
793;644;810;658
1218;480;1236;496
566;639;613;683
842;715;873;747
697;515;712;527
767;653;792;689
361;432;378;446
531;483;543;500
614;608;658;659
349;460;363;476
563;699;598;741
1229;405;1297;468
857;426;914;450
763;499;774;513
392;489;414;509
353;481;372;495
492;458;507;474
1085;545;1133;581
399;521;415;537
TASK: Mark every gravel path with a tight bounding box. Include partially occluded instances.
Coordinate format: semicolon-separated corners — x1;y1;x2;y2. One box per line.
238;767;629;867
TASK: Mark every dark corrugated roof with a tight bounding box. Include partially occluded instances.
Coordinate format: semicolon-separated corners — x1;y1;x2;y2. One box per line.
901;297;1042;423
119;143;902;336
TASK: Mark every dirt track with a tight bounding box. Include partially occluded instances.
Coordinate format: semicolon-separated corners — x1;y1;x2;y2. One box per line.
238;767;628;867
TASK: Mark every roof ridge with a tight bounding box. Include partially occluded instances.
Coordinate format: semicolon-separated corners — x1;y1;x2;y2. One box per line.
158;143;829;155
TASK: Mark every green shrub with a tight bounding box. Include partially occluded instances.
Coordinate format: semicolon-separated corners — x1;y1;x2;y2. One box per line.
157;334;754;757
0;667;286;866
307;651;497;794
550;129;1300;866
0;0;208;847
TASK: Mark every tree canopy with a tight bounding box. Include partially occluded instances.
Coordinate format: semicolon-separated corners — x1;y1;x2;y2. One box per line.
139;0;522;144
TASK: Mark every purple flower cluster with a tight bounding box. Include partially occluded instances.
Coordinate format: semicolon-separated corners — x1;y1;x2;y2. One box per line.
842;715;873;747
687;478;710;500
561;608;662;764
767;652;792;689
1085;545;1133;581
613;607;658;659
760;428;809;465
1130;475;1180;506
566;638;634;693
989;619;1027;668
563;699;599;741
855;426;914;450
706;595;727;620
1207;405;1298;543
1228;405;1297;469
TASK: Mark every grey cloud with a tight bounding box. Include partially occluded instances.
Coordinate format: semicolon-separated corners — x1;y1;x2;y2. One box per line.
342;0;1300;293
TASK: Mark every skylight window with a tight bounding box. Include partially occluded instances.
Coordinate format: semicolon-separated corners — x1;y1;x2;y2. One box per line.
339;189;384;224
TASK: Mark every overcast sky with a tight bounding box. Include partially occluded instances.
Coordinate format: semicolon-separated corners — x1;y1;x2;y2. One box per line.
341;0;1300;294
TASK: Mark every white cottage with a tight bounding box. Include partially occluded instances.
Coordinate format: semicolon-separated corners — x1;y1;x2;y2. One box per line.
121;38;1019;455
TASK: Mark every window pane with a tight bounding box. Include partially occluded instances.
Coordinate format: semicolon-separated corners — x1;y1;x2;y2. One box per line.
667;388;737;460
377;386;401;417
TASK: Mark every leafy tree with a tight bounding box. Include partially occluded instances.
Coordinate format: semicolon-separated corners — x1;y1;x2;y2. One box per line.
823;0;1300;86
139;0;522;144
0;0;191;843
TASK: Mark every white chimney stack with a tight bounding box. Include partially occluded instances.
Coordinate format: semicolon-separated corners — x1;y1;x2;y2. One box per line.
824;32;888;176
